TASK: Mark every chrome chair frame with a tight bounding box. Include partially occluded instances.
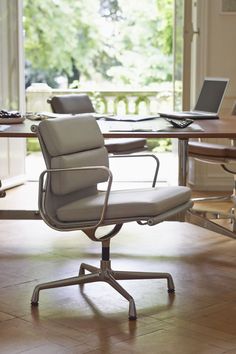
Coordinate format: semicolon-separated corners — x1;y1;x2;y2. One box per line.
31;165;191;320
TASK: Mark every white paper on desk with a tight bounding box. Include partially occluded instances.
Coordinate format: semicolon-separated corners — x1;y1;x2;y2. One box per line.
107;119;167;132
95;114;159;122
0;125;10;131
106;121;204;132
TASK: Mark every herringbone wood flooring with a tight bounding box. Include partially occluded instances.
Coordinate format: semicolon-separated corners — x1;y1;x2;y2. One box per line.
0;184;236;353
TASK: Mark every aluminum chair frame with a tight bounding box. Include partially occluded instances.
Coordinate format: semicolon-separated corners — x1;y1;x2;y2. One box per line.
31;164;191;320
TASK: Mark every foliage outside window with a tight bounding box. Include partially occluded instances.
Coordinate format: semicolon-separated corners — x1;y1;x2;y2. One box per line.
24;0;174;90
24;0;179;153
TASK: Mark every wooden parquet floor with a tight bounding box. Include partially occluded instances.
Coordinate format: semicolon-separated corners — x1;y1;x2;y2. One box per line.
1;185;236;353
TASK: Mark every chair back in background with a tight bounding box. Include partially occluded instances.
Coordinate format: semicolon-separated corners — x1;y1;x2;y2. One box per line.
49;94;95;115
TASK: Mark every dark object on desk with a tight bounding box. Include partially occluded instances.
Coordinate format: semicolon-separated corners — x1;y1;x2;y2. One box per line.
165;118;194;129
0;110;21;118
48;94;147;154
159;77;228;119
0;110;24;124
30;115;192;320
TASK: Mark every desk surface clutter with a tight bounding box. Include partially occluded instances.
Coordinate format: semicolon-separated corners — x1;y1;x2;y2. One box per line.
0;110;25;124
1;113;236;139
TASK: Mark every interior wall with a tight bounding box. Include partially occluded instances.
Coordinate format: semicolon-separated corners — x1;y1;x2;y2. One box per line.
188;0;236;191
0;0;26;190
207;0;236;113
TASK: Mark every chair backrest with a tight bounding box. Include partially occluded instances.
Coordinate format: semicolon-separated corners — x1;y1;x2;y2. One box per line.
49;94;95;115
36;116;109;220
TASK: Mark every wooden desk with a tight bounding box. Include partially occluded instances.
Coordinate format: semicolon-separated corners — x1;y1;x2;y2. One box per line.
2;116;235;185
1;116;236;238
1;116;236;139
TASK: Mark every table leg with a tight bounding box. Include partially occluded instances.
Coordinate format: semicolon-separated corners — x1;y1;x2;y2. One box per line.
178;138;189;186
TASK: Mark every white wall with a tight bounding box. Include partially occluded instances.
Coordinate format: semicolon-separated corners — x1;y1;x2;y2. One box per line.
207;0;236;113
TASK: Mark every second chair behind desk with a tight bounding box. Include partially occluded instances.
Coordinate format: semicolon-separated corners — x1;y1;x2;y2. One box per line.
188;140;236;236
47;94;148;154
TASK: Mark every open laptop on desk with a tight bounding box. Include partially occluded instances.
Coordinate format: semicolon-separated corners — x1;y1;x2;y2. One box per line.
159;77;229;119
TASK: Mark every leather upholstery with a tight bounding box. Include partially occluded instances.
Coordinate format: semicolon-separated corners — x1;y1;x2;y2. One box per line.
57;186;191;222
39;115;104;156
105;138;147;153
188;141;236;159
37;115;192;225
39;116;109;195
50;94;95;115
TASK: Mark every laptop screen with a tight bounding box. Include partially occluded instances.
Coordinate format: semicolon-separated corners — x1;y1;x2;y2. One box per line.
194;78;229;113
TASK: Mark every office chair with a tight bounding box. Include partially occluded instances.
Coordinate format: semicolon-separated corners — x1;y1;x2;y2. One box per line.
30;115;192;320
188;140;236;234
48;94;147;154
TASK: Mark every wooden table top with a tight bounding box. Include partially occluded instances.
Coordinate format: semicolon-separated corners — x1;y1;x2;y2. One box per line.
0;116;236;139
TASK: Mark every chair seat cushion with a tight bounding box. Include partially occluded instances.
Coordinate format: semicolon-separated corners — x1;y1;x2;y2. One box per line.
188;141;236;158
105;138;146;153
56;186;191;222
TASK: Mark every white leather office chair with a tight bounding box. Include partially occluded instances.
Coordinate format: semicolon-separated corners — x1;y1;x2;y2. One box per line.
30;115;192;320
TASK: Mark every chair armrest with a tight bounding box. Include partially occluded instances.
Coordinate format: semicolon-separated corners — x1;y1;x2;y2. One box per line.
38;165;113;230
109;154;159;187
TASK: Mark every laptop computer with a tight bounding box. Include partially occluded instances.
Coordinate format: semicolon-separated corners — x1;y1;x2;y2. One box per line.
159;77;229;119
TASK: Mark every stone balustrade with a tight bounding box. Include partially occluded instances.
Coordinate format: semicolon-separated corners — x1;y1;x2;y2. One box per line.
26;83;176;115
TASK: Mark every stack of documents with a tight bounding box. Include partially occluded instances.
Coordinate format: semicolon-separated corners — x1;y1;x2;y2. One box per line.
101;118;204;132
94;114;159;122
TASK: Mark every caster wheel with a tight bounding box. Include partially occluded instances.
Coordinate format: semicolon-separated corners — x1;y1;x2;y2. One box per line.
168;288;175;293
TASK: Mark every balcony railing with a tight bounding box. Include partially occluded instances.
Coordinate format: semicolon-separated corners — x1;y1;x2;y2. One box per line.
26;83;178;152
26;83;176;115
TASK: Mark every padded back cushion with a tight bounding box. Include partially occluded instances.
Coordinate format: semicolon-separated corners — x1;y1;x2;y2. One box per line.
50;94;95;115
38;116;109;195
38;116;104;156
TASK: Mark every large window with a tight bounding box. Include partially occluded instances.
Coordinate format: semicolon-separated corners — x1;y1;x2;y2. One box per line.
23;0;184;155
23;0;177;93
